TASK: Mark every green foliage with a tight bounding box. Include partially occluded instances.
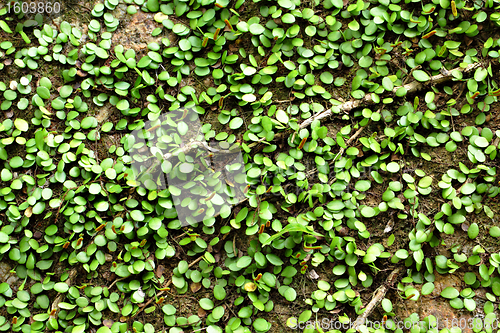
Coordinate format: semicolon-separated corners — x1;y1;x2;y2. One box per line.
0;0;498;332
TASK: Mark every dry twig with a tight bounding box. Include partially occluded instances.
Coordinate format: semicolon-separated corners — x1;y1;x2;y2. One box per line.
351;267;402;331
300;62;483;129
49;268;78;320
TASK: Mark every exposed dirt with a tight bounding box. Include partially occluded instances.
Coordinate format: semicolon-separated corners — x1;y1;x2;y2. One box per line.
111;4;165;53
394;273;473;333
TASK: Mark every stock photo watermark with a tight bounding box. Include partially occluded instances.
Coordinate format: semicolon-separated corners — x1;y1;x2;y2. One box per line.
125;108;246;227
287;316;500;331
5;0;63;21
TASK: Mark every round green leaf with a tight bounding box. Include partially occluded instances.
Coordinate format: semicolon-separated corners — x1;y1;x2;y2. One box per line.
413;70;431;82
421;282;435;295
441;287;459;299
199;298;214;310
249;24;265;35
14;118;29;131
467;223;479;239
229;117;244;129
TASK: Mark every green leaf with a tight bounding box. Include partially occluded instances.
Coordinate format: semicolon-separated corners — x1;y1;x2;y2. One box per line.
355;180;371;192
474;136;489;148
464;272;476;285
249;24;265;35
4;90;17;100
117;99;129;111
331;0;343;8
474;67;488;82
242;94;256;102
405;288;419;301
130;210;145;221
421;282;435;295
261;223;323;247
199;298;214;311
381;298;392;312
360;206;376;218
89;183;101;195
214;285;226;300
0;20;12;33
449;298;464;309
461;183;476;195
236;256;252;268
54;282;69;293
317;280;330;291
1;169;12;182
284;288;296;301
229;117;244;129
479;264;490;281
147;0;160;11
441;287;459;299
464;298;476;311
395;249;408;259
275;109;289;124
253;318;270;332
179;162;194;173
282;266;297;278
33;202;46;215
10;156;23;168
489;226;500;238
386;162;400;173
382;77;394;91
320;72;333;84
413;70;431;82
468;223;479;239
14;118;29;132
418;176;432;188
95;47;109;59
254;252;266;266
60;85;73;98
